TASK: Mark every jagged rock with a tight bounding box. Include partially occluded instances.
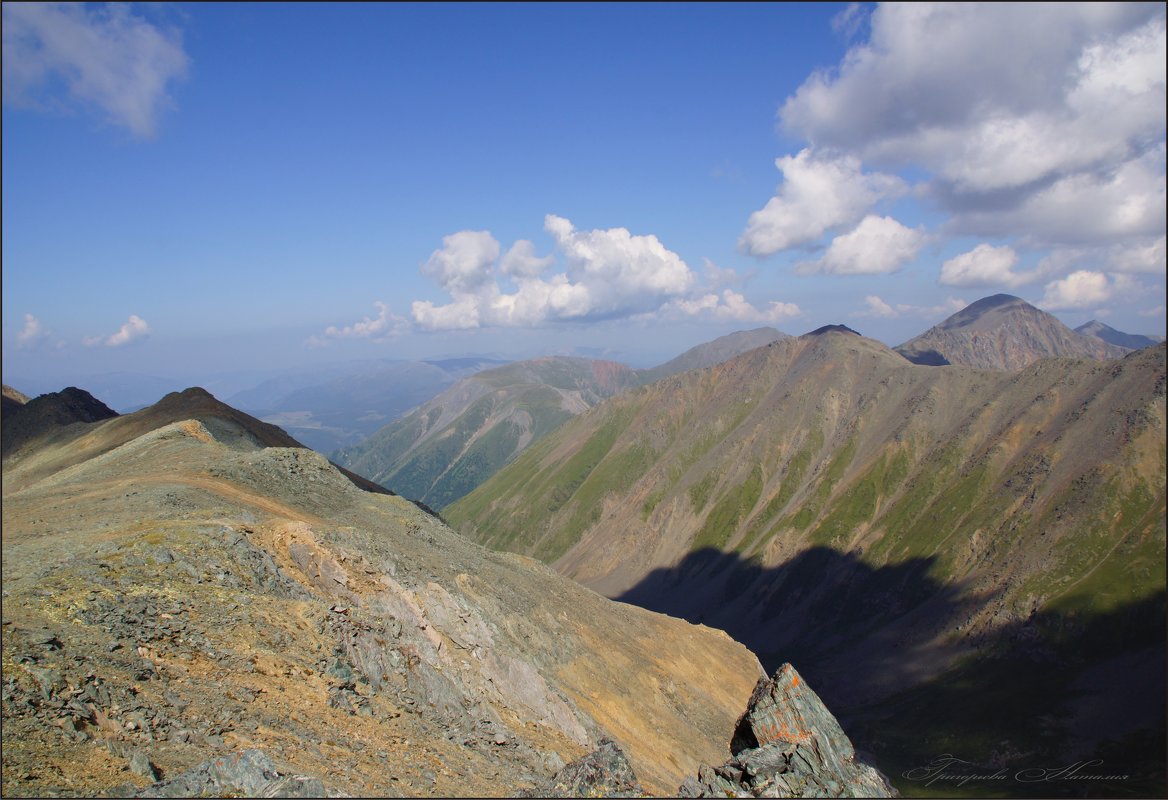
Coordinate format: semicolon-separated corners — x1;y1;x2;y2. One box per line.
523;738;643;797
678;664;896;798
130;749;333;797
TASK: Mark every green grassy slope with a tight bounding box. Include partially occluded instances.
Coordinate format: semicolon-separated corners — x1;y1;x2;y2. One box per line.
332;357;640;508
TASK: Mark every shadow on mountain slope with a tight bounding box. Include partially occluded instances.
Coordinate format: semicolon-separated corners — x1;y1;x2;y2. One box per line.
617;546;983;706
616;547;1166;798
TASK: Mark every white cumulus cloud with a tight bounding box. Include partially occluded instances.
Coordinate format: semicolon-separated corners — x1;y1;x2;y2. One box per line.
939;243;1036;288
396;216;798;333
799;215;925;275
420;230;500;294
769;3;1166;255
15;313;49;348
409;216;702;331
661;290;802;324
739;149;905;256
853;294;967;320
85;314;149;347
314;301;408;344
2;2;189;138
955;145;1166;246
1039;270;1118;310
499;239;555;279
544;214;695;311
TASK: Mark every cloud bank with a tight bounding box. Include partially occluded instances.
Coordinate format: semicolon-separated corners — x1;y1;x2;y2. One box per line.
407;216;797;331
322;216;801;339
745;3;1165;315
2;3;189;138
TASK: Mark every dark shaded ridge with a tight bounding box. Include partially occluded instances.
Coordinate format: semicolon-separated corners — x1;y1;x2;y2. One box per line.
2;386;119;456
616;548;1166;798
145;387;301;449
805;324;861;337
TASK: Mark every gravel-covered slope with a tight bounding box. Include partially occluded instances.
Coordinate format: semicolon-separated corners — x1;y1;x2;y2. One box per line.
2;393;763;797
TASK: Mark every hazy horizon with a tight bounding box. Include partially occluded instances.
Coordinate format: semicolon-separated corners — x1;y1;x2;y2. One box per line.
5;3;1165;395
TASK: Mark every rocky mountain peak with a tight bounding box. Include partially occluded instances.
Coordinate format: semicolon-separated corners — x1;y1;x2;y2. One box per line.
938;293;1027;330
895;294;1129;369
805;324;862;337
2;382;769;797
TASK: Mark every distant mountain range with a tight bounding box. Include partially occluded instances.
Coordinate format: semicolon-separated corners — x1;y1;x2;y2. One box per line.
4;295;1164;797
338;298;1158;510
332;329;787;509
446;330;1166;793
894;293;1132;368
226;357;509;453
1076;319;1164;350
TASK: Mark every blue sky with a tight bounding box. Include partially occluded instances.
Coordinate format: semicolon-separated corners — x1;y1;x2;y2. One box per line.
3;2;1165;390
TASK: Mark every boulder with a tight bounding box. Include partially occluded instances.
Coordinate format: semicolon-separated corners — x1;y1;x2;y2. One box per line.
678;664;896;798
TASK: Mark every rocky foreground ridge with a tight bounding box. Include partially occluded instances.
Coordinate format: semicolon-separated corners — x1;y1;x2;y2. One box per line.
0;385;889;797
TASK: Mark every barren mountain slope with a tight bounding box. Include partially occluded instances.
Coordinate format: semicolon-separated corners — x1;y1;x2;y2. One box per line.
448;334;1167;794
637;327;788;384
334;330;791;511
2;383;32;424
2;389;763;797
1076;319;1163;350
895;293;1130;369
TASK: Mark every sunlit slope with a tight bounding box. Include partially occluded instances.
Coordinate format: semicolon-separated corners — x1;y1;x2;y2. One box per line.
2;385;763;797
894;293;1130;368
334;330;790;511
333;357;641;509
448;332;1164;651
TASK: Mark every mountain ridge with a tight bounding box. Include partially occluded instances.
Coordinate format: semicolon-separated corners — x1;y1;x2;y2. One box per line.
446;333;1166;793
1076;319;1163;350
2;384;769;797
333;329;789;509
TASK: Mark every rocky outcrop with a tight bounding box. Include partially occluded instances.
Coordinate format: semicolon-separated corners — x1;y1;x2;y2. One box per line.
523;739;643;798
131;749;334;798
678;664;896;798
